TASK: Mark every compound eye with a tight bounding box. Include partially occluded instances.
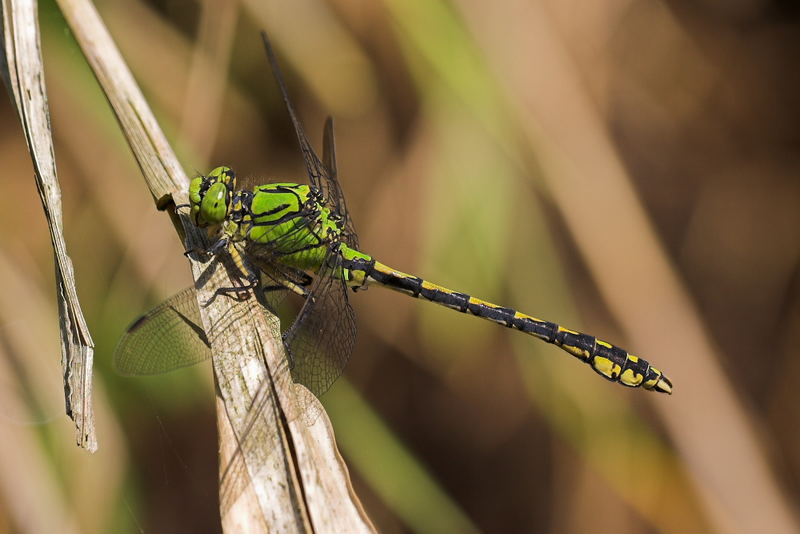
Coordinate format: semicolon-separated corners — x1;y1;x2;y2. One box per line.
188;176;205;225
189;176;203;204
199;182;229;225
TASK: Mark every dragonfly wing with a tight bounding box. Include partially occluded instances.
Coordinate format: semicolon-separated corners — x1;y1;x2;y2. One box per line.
322;116;338;179
242;238;314;288
243;210;317;262
260;32;321;192
260;31;359;249
322;117;359;249
283;247;356;397
249;254;308;312
114;287;212;376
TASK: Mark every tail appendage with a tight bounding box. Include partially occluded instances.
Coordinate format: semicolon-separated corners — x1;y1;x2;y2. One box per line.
341;252;672;394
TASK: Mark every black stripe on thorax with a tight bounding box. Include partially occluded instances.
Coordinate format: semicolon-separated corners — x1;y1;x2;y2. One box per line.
249;204;319;227
252;202;290;218
272;241;327;256
248;185;304;216
255;183;305;197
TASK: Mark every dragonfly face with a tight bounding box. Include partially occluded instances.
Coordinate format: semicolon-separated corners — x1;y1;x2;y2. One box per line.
189;166;236;227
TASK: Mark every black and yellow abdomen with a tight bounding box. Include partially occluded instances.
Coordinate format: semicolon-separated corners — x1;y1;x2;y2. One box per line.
339;248;672;394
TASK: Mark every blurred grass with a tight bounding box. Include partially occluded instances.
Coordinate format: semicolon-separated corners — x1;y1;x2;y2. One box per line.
1;0;799;533
324;380;479;534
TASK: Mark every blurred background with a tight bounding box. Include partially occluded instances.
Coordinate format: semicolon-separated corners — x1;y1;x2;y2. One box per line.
1;0;799;532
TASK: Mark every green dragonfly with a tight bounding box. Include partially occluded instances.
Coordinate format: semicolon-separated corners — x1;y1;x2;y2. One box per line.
115;33;673;398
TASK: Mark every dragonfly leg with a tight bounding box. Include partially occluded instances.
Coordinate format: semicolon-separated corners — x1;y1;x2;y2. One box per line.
275;278;309;298
208;242;260;301
213;277;257;299
209;236;231;255
259;269;311;298
183;247;208;259
183;235;228;259
213;269;258;300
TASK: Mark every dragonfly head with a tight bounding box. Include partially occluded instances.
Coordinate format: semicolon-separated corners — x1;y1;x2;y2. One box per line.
189;166;237;227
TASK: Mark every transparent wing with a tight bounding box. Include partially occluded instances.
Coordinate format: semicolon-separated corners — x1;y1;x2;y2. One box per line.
260;31;359;249
283;247;356;397
201;280;322;515
243;206;321;261
114;287;211;376
252;256;312;293
239;214;320;296
114;284;293;376
322;117;358;249
322;117;338;181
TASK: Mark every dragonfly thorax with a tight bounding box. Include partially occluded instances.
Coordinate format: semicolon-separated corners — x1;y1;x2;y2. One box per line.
216;181;343;272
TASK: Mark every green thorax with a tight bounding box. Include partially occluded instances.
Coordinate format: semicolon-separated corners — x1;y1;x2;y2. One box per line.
225;182;350;272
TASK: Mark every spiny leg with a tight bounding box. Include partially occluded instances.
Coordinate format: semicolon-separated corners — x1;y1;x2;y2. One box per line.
207;241;260;300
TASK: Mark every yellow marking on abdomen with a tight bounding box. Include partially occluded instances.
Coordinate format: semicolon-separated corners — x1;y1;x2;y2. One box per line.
644;368;664;388
562;345;591;361
592;356;622;379
513;311;545;323
468;296;494;307
421;279;452;292
619;368;644;387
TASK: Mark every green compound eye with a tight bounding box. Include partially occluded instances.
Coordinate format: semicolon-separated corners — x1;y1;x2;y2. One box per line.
189;176;203;204
198;182;229;226
189;176;204;226
188;168;235;227
188;176;204;226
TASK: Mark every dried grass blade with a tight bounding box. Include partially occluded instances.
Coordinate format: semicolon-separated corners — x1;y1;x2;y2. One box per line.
0;0;96;452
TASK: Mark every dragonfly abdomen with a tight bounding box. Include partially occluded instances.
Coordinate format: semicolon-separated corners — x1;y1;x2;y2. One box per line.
341;253;672;394
547;326;671;392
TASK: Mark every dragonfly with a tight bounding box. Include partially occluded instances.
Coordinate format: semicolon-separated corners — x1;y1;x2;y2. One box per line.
115;33;673;400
